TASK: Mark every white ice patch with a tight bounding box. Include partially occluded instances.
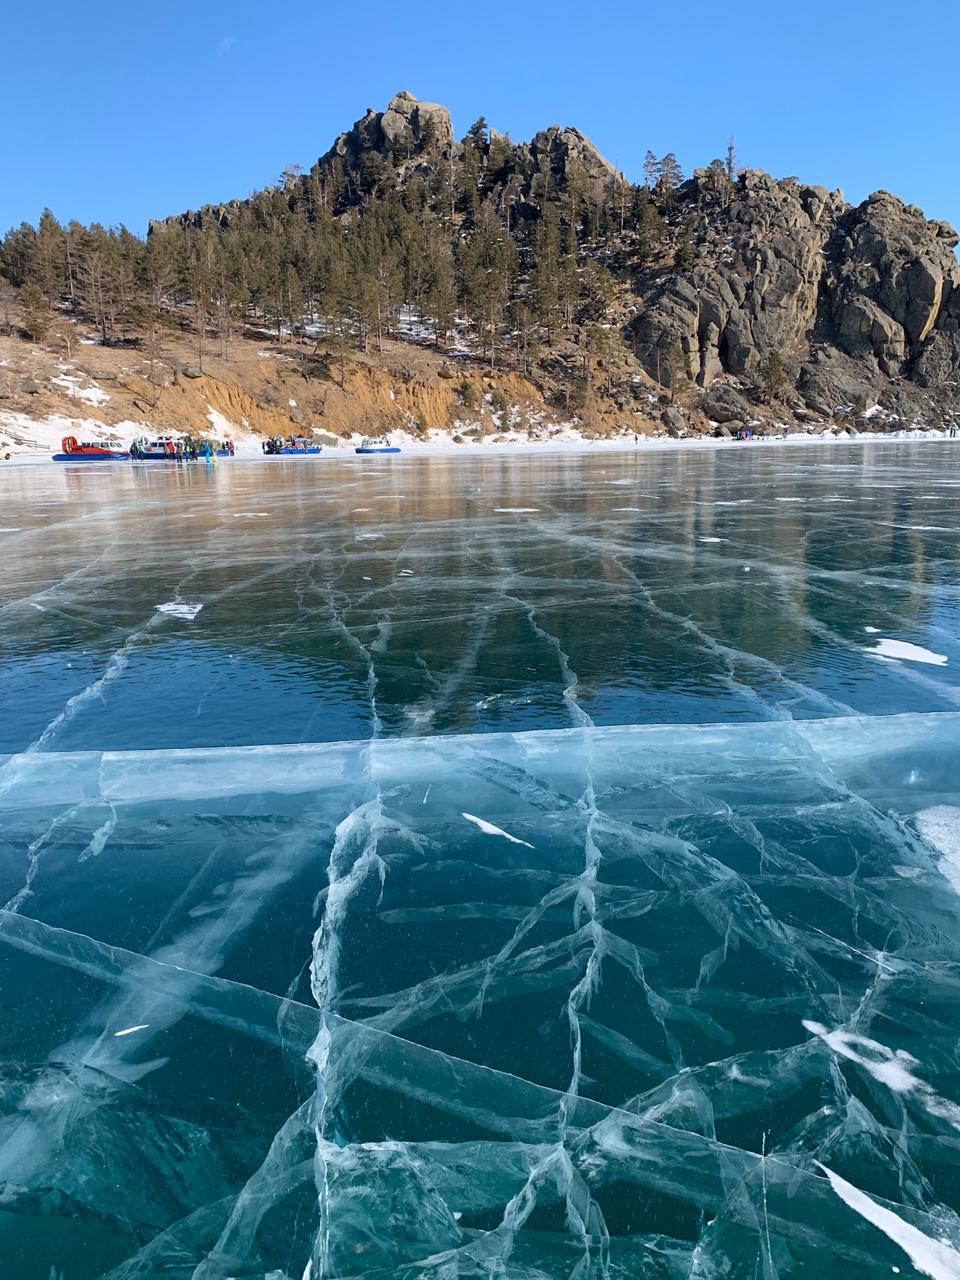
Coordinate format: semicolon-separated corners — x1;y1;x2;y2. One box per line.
819;1164;960;1280
0;528;21;532
462;812;534;849
494;508;539;514
867;639;947;666
113;1024;149;1038
699;537;724;543
804;1021;960;1130
864;626;881;634
156;602;203;621
916;807;960;896
206;406;234;435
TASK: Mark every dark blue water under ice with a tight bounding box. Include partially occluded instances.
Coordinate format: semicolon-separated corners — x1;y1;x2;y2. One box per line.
3;444;960;1278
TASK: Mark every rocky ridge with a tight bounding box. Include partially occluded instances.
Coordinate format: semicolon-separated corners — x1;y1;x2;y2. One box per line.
32;92;960;439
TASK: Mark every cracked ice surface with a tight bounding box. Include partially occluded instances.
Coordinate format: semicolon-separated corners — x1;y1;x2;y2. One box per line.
2;720;960;1276
4;447;960;1277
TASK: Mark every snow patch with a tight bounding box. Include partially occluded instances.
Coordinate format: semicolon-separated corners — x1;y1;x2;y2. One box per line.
819;1164;960;1280
462;812;534;849
206;406;234;436
804;1021;960;1130
867;639;947;666
916;807;960;896
50;373;111;406
156;602;203;621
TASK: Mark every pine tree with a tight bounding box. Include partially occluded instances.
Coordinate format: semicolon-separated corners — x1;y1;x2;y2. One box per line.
77;228;113;343
726;137;737;180
643;150;658;190
559;220;580;329
466;117;489;149
657;154;684;198
457;203;515;367
531;203;561;344
422;224;457;344
760;351;785;401
632;190;664;262
35;210;66;299
21;282;52;342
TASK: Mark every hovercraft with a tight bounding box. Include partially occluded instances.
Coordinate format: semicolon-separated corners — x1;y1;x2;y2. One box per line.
355;437;400;455
262;436;323;456
53;435;128;462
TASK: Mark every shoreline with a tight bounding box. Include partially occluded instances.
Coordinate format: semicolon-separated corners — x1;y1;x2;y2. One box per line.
2;425;958;468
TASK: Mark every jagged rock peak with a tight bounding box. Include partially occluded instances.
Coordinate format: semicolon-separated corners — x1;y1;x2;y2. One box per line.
528;125;619;185
324;91;454;165
383;91;452;141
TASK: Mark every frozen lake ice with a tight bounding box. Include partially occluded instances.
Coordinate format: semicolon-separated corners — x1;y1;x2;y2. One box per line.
3;444;960;1277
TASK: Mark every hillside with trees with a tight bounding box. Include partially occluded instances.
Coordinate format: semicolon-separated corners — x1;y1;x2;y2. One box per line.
2;90;958;443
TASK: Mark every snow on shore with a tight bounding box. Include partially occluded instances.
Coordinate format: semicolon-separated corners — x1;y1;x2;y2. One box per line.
3;407;960;467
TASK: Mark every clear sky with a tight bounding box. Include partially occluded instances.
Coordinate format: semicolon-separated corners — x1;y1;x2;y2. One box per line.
3;0;958;236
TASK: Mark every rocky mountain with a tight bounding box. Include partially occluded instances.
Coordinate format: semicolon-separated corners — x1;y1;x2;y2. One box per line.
6;91;960;439
211;91;960;429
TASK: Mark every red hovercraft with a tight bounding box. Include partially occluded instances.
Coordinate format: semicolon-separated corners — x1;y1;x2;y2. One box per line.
53;435;128;463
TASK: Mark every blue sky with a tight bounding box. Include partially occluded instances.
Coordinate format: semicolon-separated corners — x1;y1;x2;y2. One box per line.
3;0;958;235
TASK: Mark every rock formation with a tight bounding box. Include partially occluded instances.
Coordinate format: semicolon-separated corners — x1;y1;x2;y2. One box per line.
141;92;960;430
324;90;455;167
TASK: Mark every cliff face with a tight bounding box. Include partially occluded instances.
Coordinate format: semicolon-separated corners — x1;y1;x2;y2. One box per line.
630;171;960;418
154;92;960;430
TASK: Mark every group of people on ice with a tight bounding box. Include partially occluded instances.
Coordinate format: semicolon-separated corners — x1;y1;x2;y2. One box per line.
129;437;236;460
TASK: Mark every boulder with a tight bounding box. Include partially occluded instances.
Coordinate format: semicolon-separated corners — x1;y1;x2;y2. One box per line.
21;378;40;395
661;407;687;438
181;366;203;380
703;383;753;424
798;349;876;417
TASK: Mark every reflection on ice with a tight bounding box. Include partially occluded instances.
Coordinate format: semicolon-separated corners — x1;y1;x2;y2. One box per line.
2;715;960;1275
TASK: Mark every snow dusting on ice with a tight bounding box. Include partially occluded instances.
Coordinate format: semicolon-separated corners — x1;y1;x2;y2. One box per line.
867;638;948;666
462;812;534;848
156;602;203;620
916;807;960;895
819;1164;960;1280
